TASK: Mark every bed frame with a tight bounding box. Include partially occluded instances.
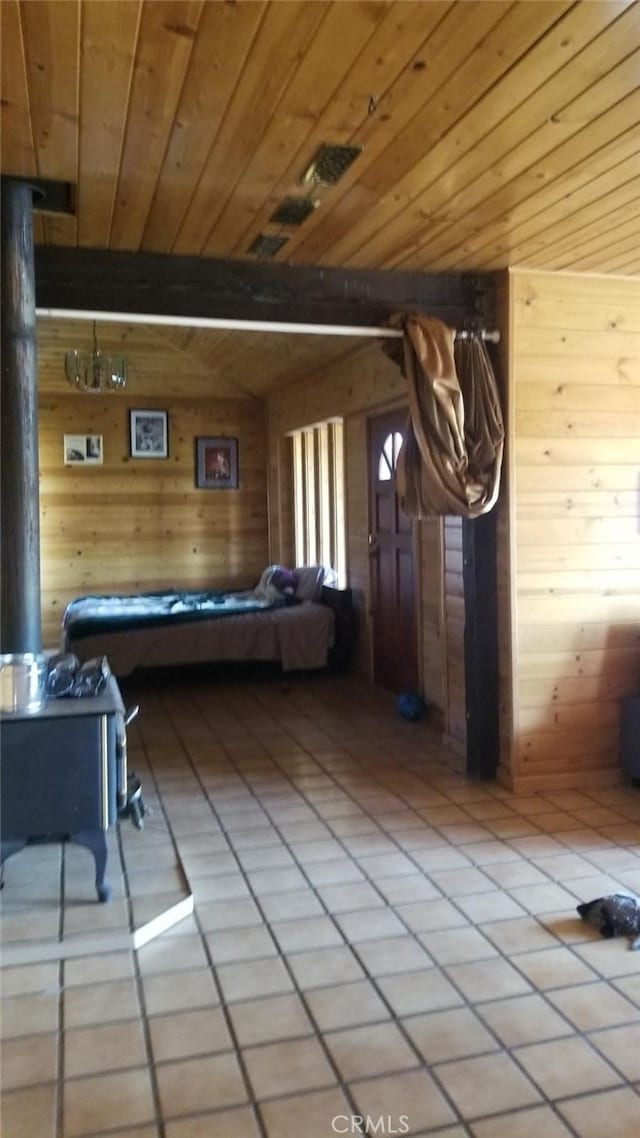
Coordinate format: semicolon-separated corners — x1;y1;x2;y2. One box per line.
63;585;356;678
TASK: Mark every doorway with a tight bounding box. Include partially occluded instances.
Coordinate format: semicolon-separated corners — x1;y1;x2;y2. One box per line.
368;408;419;694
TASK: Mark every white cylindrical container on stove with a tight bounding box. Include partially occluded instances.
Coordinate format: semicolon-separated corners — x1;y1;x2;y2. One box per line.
0;652;48;714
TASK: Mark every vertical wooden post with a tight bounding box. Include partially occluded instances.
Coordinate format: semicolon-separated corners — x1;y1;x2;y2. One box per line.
462;511;499;779
1;179;42;653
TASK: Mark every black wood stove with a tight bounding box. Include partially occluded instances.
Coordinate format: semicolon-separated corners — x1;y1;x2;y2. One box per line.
0;676;130;902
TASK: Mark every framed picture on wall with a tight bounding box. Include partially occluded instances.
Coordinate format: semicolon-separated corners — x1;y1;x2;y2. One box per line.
130;409;169;458
64;434;103;465
195;436;239;489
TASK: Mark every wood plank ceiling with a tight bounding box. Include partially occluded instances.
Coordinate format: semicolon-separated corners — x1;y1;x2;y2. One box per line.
2;0;639;395
36;315;370;400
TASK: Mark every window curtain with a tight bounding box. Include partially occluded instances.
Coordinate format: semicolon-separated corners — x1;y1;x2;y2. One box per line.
388;315;504;518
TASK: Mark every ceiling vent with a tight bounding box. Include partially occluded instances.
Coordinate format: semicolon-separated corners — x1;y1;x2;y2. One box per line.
301;143;363;187
269;197;319;226
248;233;290;258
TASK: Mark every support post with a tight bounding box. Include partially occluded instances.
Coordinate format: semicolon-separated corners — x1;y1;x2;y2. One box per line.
1;179;42;653
462;511;499;780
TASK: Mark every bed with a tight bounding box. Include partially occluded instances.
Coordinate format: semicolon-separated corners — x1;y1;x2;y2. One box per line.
61;568;355;678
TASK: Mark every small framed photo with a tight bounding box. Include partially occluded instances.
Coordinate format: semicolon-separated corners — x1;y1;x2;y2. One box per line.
130;409;169;458
64;434;103;465
195;436;239;490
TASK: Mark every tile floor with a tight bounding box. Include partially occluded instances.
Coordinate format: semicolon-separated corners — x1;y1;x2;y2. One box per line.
2;672;640;1137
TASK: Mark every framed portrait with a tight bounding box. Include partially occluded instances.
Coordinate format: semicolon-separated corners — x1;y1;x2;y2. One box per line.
130;409;169;458
195;436;239;490
64;434;103;465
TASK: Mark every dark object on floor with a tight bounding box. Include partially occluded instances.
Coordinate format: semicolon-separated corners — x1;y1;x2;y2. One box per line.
397;692;427;722
119;772;149;830
577;894;640;950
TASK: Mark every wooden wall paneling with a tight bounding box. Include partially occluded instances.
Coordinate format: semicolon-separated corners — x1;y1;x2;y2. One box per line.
280;437;296;571
509;269;640;792
20;0;80;246
142;0;265;252
345;415;372;680
514;321;640;359
518;671;635;708
512;273;640;326
253;342;367;402
518;620;640;656
266;431;295;572
517;384;640;416
109;0;205;250
515;436;640;467
290;0;525;268
417;518;446;722
77;0;142;248
519;646;640;682
173;0;327;255
207;0;395;258
229;0;451;259
269;343;407;436
39;392;269;646
147;328;249;400
267;341;448;710
515;410;640;440
443;516;465;754
36;317;247;401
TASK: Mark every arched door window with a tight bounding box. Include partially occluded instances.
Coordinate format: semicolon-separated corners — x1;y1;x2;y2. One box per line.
377;430;403;481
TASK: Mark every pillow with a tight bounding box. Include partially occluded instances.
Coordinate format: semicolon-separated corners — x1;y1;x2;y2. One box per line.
293;565;325;602
255;566;275;598
255;565;297;602
270;566;297;596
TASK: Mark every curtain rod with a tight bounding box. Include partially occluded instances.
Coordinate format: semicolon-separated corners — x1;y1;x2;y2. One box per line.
36;307;500;342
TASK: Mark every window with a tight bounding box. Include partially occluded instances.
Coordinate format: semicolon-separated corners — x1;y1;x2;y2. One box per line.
291;419;346;587
378;430;403;481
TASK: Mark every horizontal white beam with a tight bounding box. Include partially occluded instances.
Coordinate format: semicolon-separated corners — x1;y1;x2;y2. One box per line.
36;306;404;338
36;306;500;342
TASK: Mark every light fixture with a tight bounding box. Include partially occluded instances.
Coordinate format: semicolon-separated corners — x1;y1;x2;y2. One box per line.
65;321;127;392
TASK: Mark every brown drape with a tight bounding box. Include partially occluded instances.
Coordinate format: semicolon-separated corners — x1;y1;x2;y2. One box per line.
391;315;504;518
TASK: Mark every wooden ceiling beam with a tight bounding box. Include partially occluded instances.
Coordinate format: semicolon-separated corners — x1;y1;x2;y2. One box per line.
34;247;493;330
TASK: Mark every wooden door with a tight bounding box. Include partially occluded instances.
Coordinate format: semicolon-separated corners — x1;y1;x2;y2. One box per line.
368;409;419;693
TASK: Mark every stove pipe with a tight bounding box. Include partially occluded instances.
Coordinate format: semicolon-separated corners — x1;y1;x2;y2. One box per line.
0;179;42;654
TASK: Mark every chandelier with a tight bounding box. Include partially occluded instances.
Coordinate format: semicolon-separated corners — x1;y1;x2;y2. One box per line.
65;321;127;392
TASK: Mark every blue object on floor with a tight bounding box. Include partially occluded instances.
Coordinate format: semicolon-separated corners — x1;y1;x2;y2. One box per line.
397;692;426;721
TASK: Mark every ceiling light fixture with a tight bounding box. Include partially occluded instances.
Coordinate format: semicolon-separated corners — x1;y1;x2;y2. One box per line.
64;321;127;392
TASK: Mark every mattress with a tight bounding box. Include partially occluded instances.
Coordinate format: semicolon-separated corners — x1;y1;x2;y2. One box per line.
63;595;335;676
